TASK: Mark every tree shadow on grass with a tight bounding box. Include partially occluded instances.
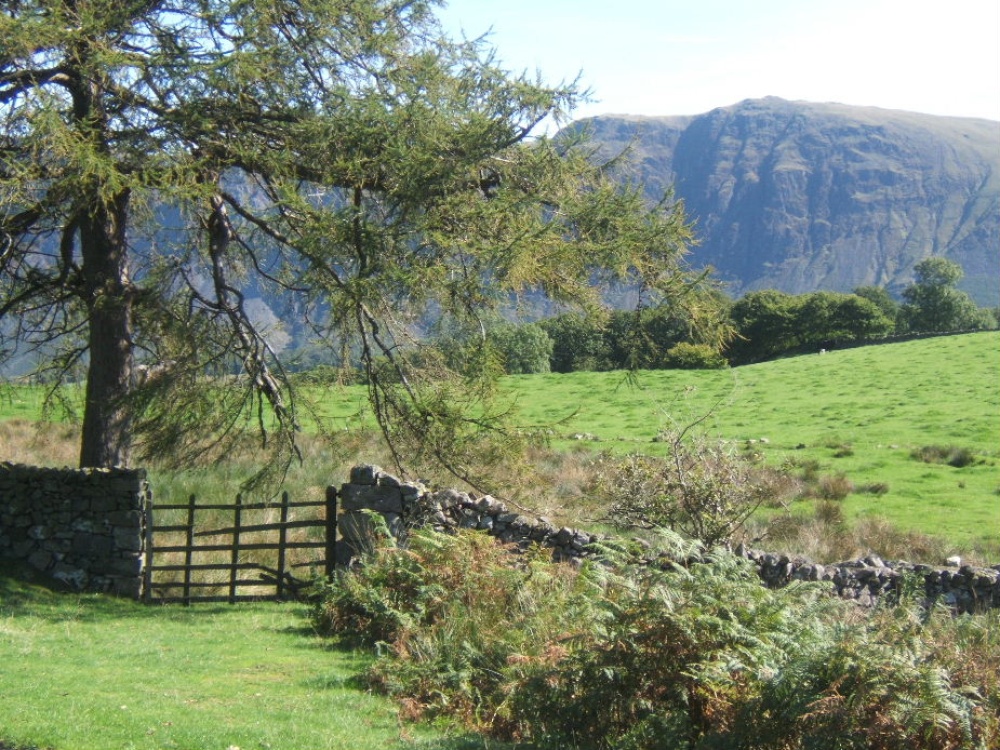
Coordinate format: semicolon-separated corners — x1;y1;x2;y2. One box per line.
402;738;530;749
0;561;237;624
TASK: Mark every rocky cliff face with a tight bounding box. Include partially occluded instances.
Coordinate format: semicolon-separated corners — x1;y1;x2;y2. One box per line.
579;98;1000;304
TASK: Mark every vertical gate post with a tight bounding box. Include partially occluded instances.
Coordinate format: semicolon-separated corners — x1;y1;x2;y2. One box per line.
228;494;243;604
276;492;289;600
183;494;196;605
142;488;154;604
325;485;338;578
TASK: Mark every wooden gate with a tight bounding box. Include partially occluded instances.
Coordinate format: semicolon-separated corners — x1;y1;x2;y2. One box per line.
143;488;337;604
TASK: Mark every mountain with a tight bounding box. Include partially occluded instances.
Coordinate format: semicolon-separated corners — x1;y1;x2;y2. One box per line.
576;98;1000;305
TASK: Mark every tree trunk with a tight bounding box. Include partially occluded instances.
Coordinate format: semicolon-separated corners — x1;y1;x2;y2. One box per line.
78;191;134;468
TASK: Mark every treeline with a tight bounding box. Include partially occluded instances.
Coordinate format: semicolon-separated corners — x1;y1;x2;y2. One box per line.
287;258;997;379
430;258;998;374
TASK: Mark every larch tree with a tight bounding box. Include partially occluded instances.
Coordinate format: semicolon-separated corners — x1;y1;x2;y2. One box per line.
1;0;698;485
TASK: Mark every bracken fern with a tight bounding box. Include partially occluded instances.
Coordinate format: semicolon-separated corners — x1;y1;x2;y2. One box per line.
317;528;998;749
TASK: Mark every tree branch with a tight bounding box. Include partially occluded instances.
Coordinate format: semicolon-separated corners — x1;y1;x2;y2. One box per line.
0;67;73;103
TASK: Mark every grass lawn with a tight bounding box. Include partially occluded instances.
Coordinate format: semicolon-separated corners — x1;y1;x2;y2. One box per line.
0;565;501;750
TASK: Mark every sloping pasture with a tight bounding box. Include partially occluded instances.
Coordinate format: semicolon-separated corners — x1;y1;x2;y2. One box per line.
499;332;999;548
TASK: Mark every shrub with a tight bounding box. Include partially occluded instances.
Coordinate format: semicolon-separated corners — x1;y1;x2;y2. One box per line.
911;445;980;468
662;342;728;370
315;528;604;731
597;436;782;548
817;473;854;500
317;529;997;749
509;552;842;750
923;608;1000;746
815;499;846;526
737;606;982;750
313;521;433;644
530;565;991;750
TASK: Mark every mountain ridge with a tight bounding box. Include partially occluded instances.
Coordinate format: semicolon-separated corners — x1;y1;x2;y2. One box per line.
576;97;1000;304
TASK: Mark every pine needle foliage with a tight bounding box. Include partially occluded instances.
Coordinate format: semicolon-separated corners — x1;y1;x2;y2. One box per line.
1;0;703;487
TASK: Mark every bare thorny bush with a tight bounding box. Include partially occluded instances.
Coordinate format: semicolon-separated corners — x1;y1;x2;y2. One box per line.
594;432;794;549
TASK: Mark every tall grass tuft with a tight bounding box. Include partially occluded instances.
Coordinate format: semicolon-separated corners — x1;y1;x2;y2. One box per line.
0;418;80;467
911;444;981;468
816;472;855;500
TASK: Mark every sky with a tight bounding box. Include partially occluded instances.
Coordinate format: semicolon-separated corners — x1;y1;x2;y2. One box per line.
437;0;1000;128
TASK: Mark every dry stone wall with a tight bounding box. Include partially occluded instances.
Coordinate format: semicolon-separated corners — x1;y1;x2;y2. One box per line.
0;463;148;597
337;464;1000;613
336;464;600;567
744;548;1000;613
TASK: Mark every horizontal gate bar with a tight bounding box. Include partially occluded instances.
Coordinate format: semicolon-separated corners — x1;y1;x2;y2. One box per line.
152;500;325;511
149;563;323;574
148;562;273;572
192;519;324;536
150;540;326;553
149;578;281;590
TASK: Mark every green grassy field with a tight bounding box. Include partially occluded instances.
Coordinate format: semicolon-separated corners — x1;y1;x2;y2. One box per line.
0;564;500;750
497;333;999;549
